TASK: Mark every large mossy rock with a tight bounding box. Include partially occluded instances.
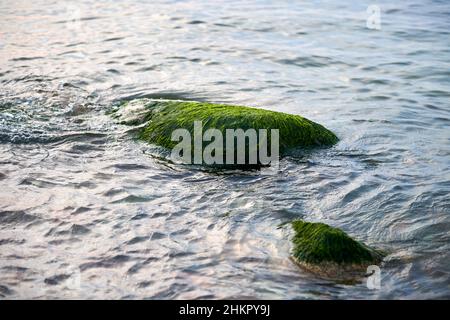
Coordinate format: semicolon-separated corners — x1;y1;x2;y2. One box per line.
291;220;384;279
113;99;338;165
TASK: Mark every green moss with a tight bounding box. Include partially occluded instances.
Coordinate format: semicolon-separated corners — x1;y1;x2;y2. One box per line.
113;99;338;166
291;220;383;269
115;99;337;148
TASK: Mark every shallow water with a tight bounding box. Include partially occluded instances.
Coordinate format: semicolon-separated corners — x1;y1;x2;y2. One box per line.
1;0;449;299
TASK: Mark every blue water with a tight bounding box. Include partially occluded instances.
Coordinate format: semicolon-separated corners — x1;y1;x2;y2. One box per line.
0;0;449;299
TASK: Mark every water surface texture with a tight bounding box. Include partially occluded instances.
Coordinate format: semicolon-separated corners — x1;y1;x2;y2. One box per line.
1;0;449;299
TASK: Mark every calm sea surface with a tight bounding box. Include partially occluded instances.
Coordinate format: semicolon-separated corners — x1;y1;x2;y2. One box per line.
0;0;449;299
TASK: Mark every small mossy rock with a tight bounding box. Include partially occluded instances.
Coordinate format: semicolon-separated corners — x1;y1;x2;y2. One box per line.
113;99;338;165
291;220;384;279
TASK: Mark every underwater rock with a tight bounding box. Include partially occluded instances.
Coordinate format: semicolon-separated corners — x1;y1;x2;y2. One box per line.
113;99;338;165
291;220;384;279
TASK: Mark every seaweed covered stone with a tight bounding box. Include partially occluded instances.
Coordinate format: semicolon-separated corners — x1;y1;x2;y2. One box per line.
291;220;384;279
113;99;338;166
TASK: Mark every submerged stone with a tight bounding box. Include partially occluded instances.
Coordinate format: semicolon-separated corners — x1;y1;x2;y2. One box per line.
113;99;338;165
291;220;384;279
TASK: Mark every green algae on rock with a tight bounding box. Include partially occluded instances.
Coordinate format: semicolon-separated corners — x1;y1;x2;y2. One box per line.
291;220;384;279
113;99;338;165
